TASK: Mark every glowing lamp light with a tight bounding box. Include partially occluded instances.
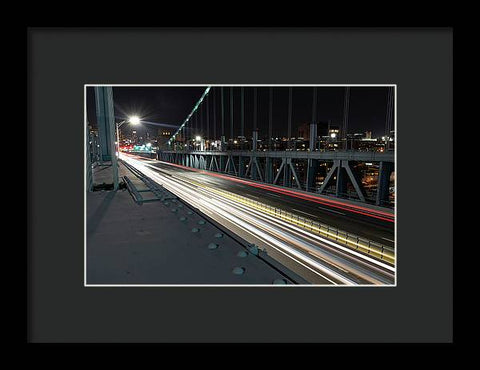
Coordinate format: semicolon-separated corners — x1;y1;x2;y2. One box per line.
129;116;141;125
195;136;202;141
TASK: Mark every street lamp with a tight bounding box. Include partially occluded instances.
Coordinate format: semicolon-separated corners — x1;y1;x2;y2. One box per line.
129;116;140;126
116;116;141;155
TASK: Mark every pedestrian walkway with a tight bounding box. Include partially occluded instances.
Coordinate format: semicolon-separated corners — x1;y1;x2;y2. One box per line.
86;162;298;284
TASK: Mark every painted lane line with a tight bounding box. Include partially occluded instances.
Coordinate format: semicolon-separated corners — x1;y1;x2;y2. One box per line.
292;208;318;219
317;206;346;216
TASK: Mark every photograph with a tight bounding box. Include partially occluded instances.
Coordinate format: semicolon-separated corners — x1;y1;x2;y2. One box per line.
85;84;396;286
28;26;453;345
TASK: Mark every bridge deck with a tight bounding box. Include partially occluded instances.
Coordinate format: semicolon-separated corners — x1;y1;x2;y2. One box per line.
86;163;303;285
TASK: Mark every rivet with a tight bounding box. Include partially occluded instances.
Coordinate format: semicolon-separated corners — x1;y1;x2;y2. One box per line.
214;233;223;238
237;251;248;258
179;216;187;221
248;244;259;255
232;267;245;275
207;243;218;250
198;220;206;225
273;278;287;285
191;228;200;233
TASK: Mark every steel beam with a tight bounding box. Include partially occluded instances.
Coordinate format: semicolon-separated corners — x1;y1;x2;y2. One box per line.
288;159;302;189
283;159;292;187
273;158;285;185
265;157;273;183
94;86;118;190
376;161;394;206
253;157;263;182
306;158;319;192
225;155;237;175
319;160;339;194
161;149;393;162
336;165;348;197
238;156;246;178
341;161;366;202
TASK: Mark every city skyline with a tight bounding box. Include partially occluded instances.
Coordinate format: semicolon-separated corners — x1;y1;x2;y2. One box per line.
86;85;394;142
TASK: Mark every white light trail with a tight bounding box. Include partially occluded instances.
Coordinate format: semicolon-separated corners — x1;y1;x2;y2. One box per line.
120;154;394;285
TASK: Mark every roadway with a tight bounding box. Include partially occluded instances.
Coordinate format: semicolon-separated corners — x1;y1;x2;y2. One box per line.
120;153;395;285
129;154;395;249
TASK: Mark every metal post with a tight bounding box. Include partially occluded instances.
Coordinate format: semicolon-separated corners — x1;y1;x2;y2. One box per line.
116;122;120;158
336;161;348;198
238;156;246;178
265;157;273;183
283;158;292;187
376;161;394;206
94;87;113;162
252;129;258;151
309;122;317;152
306;158;318;192
94;86;118;190
86;125;92;192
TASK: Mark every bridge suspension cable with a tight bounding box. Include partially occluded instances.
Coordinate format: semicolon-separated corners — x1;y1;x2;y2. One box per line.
168;86;211;146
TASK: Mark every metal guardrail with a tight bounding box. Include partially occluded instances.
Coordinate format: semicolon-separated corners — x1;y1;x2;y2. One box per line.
205;186;395;265
121;160;176;203
161;149;394;162
123;175;143;204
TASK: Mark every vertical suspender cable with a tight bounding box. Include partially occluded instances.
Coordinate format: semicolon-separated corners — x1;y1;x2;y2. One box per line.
230;87;234;141
241;87;244;137
253;87;257;131
288;87;293;140
213;88;216;141
221;87;225;138
269;87;273;149
342;87;350;149
206;93;210;140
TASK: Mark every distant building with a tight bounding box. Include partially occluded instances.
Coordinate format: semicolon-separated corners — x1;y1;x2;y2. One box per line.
297;122;310;140
328;125;340;139
297;121;329;140
158;128;173;148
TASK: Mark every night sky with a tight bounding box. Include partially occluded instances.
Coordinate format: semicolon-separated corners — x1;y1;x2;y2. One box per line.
86;86;394;140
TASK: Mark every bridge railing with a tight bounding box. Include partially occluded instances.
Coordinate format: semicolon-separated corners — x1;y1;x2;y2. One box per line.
207;186;395;265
